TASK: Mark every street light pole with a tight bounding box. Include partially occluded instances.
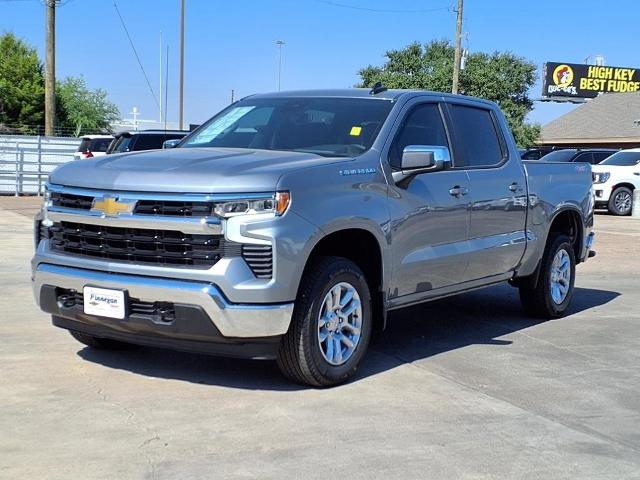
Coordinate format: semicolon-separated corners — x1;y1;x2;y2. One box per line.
45;0;57;136
452;0;464;95
179;0;185;130
276;40;285;91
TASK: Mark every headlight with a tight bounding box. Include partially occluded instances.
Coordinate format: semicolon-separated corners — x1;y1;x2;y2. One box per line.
213;191;291;218
593;172;610;184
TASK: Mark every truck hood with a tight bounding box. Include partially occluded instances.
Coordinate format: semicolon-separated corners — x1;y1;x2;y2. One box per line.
49;147;344;193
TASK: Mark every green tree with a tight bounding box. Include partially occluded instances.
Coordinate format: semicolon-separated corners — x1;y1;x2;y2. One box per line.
0;32;45;131
358;40;541;147
56;76;120;135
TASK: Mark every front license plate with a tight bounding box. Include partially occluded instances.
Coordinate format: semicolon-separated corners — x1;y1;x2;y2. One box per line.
83;286;126;320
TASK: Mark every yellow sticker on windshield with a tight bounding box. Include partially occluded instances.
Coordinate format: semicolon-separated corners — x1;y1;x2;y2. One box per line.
350;126;362;136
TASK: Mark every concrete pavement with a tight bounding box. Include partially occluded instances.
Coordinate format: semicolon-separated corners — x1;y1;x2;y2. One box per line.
1;199;639;479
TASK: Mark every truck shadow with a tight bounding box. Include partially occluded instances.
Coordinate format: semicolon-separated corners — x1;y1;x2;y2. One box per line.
77;284;619;390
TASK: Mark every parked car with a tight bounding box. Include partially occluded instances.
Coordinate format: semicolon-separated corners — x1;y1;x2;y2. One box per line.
73;135;113;160
520;147;555;160
592;148;640;215
106;130;189;154
540;148;617;165
33;89;595;386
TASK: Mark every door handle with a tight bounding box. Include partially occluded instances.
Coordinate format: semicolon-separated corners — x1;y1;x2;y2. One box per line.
508;182;523;193
449;186;469;197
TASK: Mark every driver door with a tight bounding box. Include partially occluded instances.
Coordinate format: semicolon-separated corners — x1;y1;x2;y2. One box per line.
387;101;471;300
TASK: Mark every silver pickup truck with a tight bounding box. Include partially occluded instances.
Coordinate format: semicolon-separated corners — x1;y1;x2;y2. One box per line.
32;89;595;386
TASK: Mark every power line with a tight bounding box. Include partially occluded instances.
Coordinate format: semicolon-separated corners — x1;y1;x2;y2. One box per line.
310;0;449;13
112;0;160;111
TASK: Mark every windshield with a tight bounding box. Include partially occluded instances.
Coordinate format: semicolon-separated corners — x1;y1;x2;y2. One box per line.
541;150;577;162
180;97;394;157
599;151;640;166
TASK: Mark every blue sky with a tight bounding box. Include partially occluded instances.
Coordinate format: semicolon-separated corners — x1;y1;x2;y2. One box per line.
2;0;638;127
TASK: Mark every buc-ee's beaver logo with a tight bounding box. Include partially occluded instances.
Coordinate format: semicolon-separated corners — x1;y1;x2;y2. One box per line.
553;64;574;87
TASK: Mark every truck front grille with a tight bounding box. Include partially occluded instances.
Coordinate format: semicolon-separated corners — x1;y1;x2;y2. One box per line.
50;192;215;217
242;244;273;279
50;192;93;210
49;221;240;268
133;200;214;217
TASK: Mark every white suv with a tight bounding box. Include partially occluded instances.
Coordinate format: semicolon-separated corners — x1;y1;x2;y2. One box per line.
73;135;114;160
592;148;640;215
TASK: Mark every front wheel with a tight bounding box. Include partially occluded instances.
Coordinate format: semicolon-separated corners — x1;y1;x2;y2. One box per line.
608;186;633;216
277;256;372;387
519;234;576;318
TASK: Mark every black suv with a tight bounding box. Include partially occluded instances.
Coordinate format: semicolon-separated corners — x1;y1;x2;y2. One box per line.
539;148;617;165
106;130;189;154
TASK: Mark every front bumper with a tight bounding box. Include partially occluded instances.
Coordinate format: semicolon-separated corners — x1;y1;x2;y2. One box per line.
33;264;293;354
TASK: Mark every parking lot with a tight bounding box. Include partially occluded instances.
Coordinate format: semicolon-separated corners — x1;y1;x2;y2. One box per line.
1;197;639;479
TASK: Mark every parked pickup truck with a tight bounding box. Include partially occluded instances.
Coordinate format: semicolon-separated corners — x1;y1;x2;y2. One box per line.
32;89;595;386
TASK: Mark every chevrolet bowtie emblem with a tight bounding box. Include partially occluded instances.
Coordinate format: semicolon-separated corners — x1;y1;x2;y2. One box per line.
91;196;135;216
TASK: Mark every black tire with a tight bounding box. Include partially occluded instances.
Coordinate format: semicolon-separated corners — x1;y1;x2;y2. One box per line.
519;234;576;319
277;256;372;387
608;186;633;216
69;330;132;350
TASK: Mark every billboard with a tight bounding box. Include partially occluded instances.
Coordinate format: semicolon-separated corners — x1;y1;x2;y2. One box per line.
543;61;640;99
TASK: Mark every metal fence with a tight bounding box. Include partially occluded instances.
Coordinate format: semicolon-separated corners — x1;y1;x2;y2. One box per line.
0;135;80;195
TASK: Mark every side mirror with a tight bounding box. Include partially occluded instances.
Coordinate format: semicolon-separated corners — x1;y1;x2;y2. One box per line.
392;145;451;185
163;139;181;149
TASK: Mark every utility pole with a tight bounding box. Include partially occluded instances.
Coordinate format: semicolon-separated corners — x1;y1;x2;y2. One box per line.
179;0;185;130
159;31;163;123
276;40;285;91
45;0;57;136
451;0;464;95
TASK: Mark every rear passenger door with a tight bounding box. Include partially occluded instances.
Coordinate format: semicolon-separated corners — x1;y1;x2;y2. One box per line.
445;101;527;281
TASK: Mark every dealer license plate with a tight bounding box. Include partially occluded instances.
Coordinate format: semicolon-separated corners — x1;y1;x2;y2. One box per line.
83;286;126;319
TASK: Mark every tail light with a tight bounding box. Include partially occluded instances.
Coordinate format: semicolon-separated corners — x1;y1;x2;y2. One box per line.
84;151;94;158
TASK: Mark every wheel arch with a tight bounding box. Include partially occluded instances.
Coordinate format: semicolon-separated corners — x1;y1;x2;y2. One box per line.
512;206;584;289
612;182;636;192
301;225;388;331
547;207;584;263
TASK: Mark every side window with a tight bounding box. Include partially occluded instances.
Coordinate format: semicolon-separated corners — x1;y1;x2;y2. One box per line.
389;103;448;169
449;105;504;168
133;135;164;151
593;152;611;164
573;152;593;164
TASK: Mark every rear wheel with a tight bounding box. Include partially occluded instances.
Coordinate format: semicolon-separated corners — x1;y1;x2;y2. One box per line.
608;186;633;216
519;234;576;318
69;331;132;350
277;257;372;387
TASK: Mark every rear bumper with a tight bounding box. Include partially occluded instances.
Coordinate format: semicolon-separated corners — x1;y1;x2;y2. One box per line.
33;264;293;353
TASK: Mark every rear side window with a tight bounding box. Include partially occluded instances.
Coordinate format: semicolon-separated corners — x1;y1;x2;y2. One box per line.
132;134;165;151
449;105;504;168
389;103;449;169
572;152;593;164
592;151;613;164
